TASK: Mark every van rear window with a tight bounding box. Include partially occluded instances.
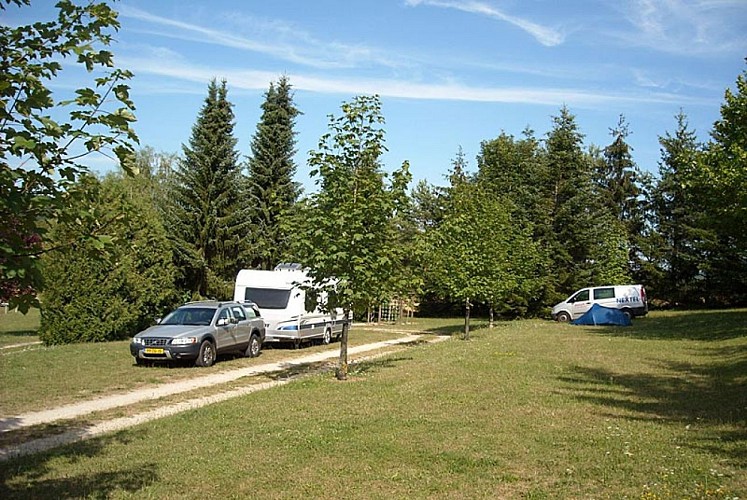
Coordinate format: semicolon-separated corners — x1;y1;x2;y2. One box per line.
244;288;291;309
594;288;615;300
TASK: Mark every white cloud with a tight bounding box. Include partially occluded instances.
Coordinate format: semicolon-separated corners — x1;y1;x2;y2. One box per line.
405;0;565;46
119;5;410;71
616;0;747;55
121;55;712;109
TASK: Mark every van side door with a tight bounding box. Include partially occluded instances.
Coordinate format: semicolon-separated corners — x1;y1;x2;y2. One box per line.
570;289;591;318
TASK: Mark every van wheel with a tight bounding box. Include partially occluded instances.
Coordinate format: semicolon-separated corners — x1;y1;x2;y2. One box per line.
195;340;216;367
556;311;571;323
246;333;261;358
322;328;332;345
621;309;633;320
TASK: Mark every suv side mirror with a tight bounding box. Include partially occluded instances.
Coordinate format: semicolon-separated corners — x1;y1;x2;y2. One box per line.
217;318;229;327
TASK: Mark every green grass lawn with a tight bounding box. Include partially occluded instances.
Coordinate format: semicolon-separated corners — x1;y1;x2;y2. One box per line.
0;308;40;347
1;310;745;499
0;322;407;416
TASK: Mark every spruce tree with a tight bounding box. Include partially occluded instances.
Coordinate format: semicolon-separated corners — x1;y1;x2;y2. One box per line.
167;79;249;299
596;116;646;279
649;111;710;305
542;107;595;295
246;76;301;269
597;116;640;223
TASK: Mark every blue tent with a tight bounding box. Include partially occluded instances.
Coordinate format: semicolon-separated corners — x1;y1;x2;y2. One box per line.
571;303;632;326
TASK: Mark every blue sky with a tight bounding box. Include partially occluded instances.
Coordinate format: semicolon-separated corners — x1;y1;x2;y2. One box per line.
6;0;747;191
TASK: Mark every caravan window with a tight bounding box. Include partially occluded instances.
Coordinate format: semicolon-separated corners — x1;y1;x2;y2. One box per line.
244;287;291;309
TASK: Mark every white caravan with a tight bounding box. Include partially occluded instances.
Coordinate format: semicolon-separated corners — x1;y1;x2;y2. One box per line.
551;284;648;322
233;264;348;346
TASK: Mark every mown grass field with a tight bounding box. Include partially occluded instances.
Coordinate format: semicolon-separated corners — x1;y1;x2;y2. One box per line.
0;312;406;416
0;308;40;347
1;310;745;499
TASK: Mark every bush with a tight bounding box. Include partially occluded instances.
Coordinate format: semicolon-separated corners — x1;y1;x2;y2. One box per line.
40;174;178;344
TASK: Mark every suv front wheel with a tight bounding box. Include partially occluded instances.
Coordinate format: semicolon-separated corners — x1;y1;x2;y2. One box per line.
195;340;216;367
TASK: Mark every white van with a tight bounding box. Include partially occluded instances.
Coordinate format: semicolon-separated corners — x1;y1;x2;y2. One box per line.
551;284;648;322
233;264;348;347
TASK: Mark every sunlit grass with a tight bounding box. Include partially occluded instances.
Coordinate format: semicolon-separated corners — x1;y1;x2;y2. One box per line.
0;325;405;416
1;310;744;498
0;308;40;346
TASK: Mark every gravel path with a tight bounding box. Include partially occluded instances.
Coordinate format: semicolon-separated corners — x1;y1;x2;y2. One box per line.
0;334;446;461
0;341;42;350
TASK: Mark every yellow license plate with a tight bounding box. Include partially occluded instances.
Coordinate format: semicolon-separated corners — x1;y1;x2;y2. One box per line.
144;348;164;354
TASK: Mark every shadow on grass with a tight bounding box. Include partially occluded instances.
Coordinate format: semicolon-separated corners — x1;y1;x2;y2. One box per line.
265;359;335;380
422;321;491;337
586;309;747;341
0;433;158;499
558;342;747;467
1;330;38;339
350;356;414;376
264;349;419;381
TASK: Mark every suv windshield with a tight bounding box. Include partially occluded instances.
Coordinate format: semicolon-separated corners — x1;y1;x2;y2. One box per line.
161;307;216;326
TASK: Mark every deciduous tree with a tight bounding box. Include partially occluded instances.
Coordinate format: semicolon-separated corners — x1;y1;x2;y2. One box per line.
40;172;178;344
289;95;411;380
426;176;544;338
0;0;138;311
692;65;747;305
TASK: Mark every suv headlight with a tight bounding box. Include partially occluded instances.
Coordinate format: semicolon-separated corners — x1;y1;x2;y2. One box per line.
132;337;144;345
171;337;198;345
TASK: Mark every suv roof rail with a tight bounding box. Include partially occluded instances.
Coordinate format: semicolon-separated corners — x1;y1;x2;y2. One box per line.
182;300;232;306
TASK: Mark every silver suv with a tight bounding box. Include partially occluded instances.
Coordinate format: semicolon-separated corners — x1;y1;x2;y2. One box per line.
130;301;265;367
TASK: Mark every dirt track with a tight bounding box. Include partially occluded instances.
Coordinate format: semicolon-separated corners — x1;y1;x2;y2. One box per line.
0;334;447;461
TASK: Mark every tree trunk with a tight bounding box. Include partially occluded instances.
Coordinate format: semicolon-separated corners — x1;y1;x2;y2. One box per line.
489;306;494;329
464;298;471;340
336;308;350;380
377;304;382;323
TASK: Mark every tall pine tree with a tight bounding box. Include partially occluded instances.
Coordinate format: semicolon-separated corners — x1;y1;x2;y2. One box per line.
167;79;249;299
596;115;645;279
542;107;629;296
246;76;301;269
649;111;710;306
543;107;594;295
